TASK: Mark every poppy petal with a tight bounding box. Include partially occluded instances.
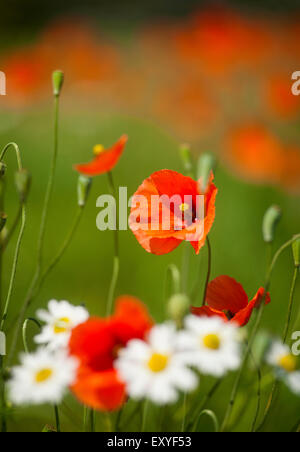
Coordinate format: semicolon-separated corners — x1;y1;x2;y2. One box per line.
206;275;248;313
129;169;217;255
74;135;128;176
231;288;271;327
69;318;115;370
71;367;126;411
112;295;153;342
191;305;228;321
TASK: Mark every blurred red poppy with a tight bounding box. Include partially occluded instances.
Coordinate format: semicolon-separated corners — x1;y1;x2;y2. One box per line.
191;275;271;327
69;296;153;411
74;135;128;176
129;170;217;255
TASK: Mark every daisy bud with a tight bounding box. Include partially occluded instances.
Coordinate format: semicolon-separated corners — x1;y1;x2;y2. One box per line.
15;169;31;202
197;153;217;191
292;236;300;268
77;175;92;207
52;70;64;97
167;293;190;326
179;143;193;176
262;205;282;243
0;212;7;233
0;162;7;177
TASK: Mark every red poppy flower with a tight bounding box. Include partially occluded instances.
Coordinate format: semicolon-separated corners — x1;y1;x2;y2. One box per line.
129;170;217;255
69;296;153;411
191;275;271;327
74;135;128;176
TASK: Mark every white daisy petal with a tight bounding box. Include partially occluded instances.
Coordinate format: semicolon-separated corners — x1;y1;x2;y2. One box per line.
115;322;199;406
34;300;89;351
8;348;78;406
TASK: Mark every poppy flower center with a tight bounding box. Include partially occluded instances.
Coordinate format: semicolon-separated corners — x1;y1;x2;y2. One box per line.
147;353;169;373
53;317;70;334
278;354;296;373
93;144;105;155
112;344;123;359
35;368;53;383
179;203;189;212
203;334;221;350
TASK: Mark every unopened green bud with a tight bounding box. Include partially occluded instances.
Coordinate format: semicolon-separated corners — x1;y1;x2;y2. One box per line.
197;153;217;191
15;169;31;202
179;144;193;176
52;70;64;97
262;205;282;243
77;175;92;207
0;162;7;177
292;236;300;268
167;293;190;326
0;212;7;233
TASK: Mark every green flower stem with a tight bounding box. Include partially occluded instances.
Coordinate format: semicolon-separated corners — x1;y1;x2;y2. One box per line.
186;379;221;431
250;347;262;432
0;143;25;433
37;94;60;269
106;171;119;317
202;237;211;306
181;393;187;432
35;206;84;297
54;405;61;433
7;206;84;365
0;175;5;314
0;143;26;332
195;409;219;432
90;409;95;432
7;95;60;363
256;266;299;431
22;318;41;354
181;243;190;294
0;204;22;252
0;356;6;432
165;264;181;298
141;400;148;432
283;267;299;343
220;233;300;432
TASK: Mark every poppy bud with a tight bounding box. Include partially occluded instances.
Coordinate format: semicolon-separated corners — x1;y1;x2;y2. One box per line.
0;212;7;233
52;70;64;97
292;236;300;268
0;162;7;177
262;205;282;243
77;175;92;207
179;144;193;176
15;169;31;202
167;293;190;326
197;153;217;191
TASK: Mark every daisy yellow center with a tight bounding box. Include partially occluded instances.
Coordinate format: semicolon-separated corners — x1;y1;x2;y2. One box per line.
203;334;221;350
278;354;296;373
35;368;53;383
147;353;169;373
93;144;105;156
179;203;189;212
53;317;70;334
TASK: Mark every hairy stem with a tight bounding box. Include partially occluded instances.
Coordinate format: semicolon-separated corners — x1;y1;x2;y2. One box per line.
220;234;300;432
106;172;119;316
283;268;299;343
202;237;211;306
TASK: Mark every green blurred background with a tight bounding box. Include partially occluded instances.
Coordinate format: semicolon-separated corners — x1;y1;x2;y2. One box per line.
0;0;300;432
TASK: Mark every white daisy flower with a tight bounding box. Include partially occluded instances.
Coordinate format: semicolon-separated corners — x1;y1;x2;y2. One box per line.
9;348;78;405
266;341;300;395
35;300;89;350
114;322;198;405
177;315;241;377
